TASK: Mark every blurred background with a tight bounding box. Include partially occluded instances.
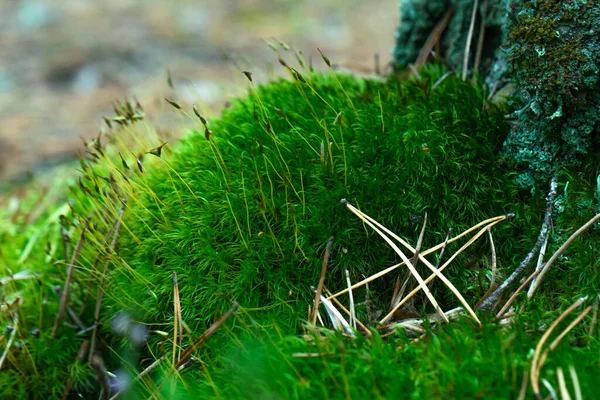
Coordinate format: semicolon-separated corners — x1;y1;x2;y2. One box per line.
0;0;398;184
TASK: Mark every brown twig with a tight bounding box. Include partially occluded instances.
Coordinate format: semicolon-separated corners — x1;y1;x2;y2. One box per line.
108;356;165;400
0;311;18;369
528;212;600;299
472;0;487;80
173;272;183;365
328;216;506;301
462;0;480;80
495;270;539;319
341;200;449;323
89;204;125;363
415;8;454;66
310;236;334;325
175;302;238;369
53;219;89;337
91;355;111;400
479;176;558;312
530;296;588;398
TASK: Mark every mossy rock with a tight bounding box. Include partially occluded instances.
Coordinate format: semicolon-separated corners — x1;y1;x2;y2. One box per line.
107;65;541;342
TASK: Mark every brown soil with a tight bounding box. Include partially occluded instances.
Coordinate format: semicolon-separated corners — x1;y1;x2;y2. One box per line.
0;0;398;184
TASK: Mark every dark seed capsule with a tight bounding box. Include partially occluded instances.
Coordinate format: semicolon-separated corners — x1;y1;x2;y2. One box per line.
167;69;174;89
165;98;182;110
204;128;212;141
292;69;306;84
136;158;144;173
103;117;112;129
274;107;287;119
147;142;168;158
242;71;253;82
193;104;207;127
318;48;331;67
119;153;129;170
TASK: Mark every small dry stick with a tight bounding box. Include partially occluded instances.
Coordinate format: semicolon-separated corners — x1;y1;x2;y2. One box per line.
341;200;448;323
479;176;558;312
557;367;572;400
568;365;582;400
528;212;600;299
328;215;507;301
472;0;488;80
495;270;539;319
108;356;165;400
173;272;183;366
53;220;88;337
541;379;558;400
175;302;238;369
325;288;370;336
345;270;356;329
517;368;529;400
588;296;599;336
89;205;124;362
526;231;549;298
475;227;498;309
415;8;453;66
412;212;428;271
462;0;480;80
434;228;453;269
530;296;588;398
91;355;111;400
0;312;18;369
310;236;334;325
538;306;592;368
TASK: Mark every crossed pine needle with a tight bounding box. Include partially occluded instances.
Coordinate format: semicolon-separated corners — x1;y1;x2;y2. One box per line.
320;199;514;330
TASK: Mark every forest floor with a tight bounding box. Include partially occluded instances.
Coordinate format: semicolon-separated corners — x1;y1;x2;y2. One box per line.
0;0;397;185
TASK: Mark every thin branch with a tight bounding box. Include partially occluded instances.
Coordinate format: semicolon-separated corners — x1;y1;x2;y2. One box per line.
462;0;479;80
528;212;600;299
345;270;356;329
415;8;454;66
89;204;125;362
53;219;88;337
311;236;334;325
472;0;487;80
0;311;18;369
530;296;588;398
175;302;238;369
341;200;449;323
108;357;165;400
479;176;558;312
328;215;507;301
495;270;539;319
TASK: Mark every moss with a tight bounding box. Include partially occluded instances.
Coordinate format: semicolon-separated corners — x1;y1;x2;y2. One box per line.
126;313;599;399
102;65;544;358
0;175;95;398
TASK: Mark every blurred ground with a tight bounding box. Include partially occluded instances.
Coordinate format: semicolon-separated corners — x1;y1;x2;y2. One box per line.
0;0;398;183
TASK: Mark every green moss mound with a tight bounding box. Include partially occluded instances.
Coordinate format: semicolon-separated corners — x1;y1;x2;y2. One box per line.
109;65;538;337
178;318;598;399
